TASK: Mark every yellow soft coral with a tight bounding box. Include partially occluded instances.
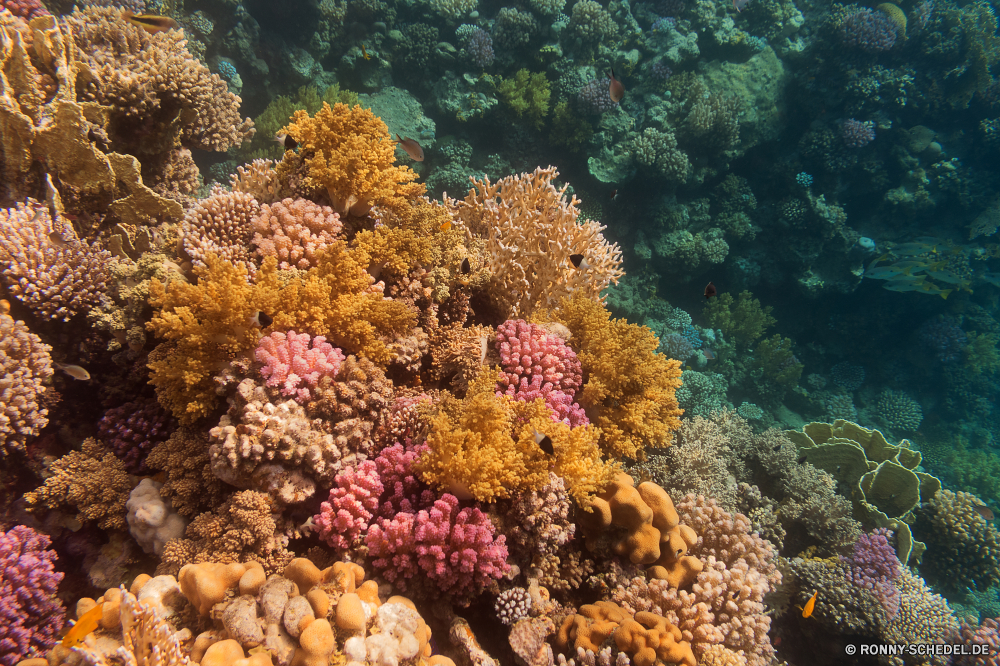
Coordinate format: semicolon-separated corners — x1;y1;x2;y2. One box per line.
416;367;618;504
147;248;415;423
282;102;425;216
542;293;683;460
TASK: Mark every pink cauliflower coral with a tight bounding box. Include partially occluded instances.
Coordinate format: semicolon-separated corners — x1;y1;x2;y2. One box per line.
366;493;510;604
255;331;345;402
313;460;383;551
251;198;343;270
374;441;435;517
496;319;587;426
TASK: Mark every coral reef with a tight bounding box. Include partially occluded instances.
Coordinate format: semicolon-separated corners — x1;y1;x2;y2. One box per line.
0;526;64;666
0;313;51;454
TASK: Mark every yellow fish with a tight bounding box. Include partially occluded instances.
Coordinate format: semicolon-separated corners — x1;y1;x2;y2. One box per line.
61;603;103;648
440;220;452;232
362;44;372;60
800;590;818;618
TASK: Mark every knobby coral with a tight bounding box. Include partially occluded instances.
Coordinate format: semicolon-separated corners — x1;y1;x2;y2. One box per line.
0;312;51;454
0;526;65;665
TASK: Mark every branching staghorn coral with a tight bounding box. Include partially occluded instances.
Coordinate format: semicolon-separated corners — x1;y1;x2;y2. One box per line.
147;247;416;423
415;367;618;504
281;102;424;216
543;292;684;460
445;166;624;318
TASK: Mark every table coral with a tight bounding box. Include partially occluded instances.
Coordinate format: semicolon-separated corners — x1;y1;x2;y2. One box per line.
0;312;51;454
255;331;346;402
416;367;617;504
252;197;343;270
0;200;111;321
547;292;683;459
0;526;65;666
365;492;510;604
24;438;131;531
282;102;424;216
445;166;624;318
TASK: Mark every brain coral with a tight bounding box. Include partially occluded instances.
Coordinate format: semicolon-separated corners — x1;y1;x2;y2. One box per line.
0;313;52;454
282;102;424;216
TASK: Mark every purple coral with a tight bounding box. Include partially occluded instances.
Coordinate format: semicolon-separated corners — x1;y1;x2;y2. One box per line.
98;398;176;474
918;315;967;364
577;78;617;114
313;460;384;551
0;0;49;19
840;7;898;53
0;526;65;665
467;27;494;68
840;528;901;619
651;58;673;81
255;331;346;402
496;319;587;427
366;493;510;604
841;118;876;148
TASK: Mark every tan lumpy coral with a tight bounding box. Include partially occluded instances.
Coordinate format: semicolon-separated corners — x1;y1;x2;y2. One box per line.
446;166;624;318
251;197;343;270
180;188;261;277
0;312;52;453
282;102;424;216
24;438;132;530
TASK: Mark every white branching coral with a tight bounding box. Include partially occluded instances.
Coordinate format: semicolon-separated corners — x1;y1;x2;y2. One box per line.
445;166;624;318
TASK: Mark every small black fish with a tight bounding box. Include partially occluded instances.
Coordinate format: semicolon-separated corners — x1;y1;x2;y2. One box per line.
461;257;471;274
704;282;717;299
570;254;590;269
249;311;273;328
610;188;619;200
797;455;808;464
532;427;554;455
773;444;782;452
274;133;298;151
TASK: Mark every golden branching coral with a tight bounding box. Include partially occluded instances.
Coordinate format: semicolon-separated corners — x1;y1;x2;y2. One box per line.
147;247;416;423
445;166;624;318
416;367;618;504
24;438;131;530
545;292;683;460
282;102;424;216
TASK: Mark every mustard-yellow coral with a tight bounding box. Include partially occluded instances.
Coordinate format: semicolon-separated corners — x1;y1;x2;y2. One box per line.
416;367;618;504
147;248;416;423
282;102;425;216
545;293;684;460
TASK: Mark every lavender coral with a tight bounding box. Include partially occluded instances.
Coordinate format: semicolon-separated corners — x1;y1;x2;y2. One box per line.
251;198;343;270
365;492;510;604
0;201;111;321
840;7;898;52
841;528;901;619
0;313;52;454
255;331;346;402
0;526;65;665
98;398;177;474
841;118;876;148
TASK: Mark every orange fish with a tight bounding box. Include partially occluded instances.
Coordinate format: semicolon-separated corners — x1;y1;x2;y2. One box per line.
362;44;372;60
396;134;424;161
61;603;103;648
974;502;995;522
608;68;625;103
440;220;452;232
121;11;180;33
800;591;818;618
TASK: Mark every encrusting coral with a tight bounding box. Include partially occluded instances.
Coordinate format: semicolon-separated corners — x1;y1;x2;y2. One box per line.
281;102;424;216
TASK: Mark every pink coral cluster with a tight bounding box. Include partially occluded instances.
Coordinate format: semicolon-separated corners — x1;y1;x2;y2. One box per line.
313;461;383;551
1;0;49;20
495;319;587;426
251;198;343;270
374;441;435;516
366;493;510;604
255;331;346;402
955;618;1000;665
